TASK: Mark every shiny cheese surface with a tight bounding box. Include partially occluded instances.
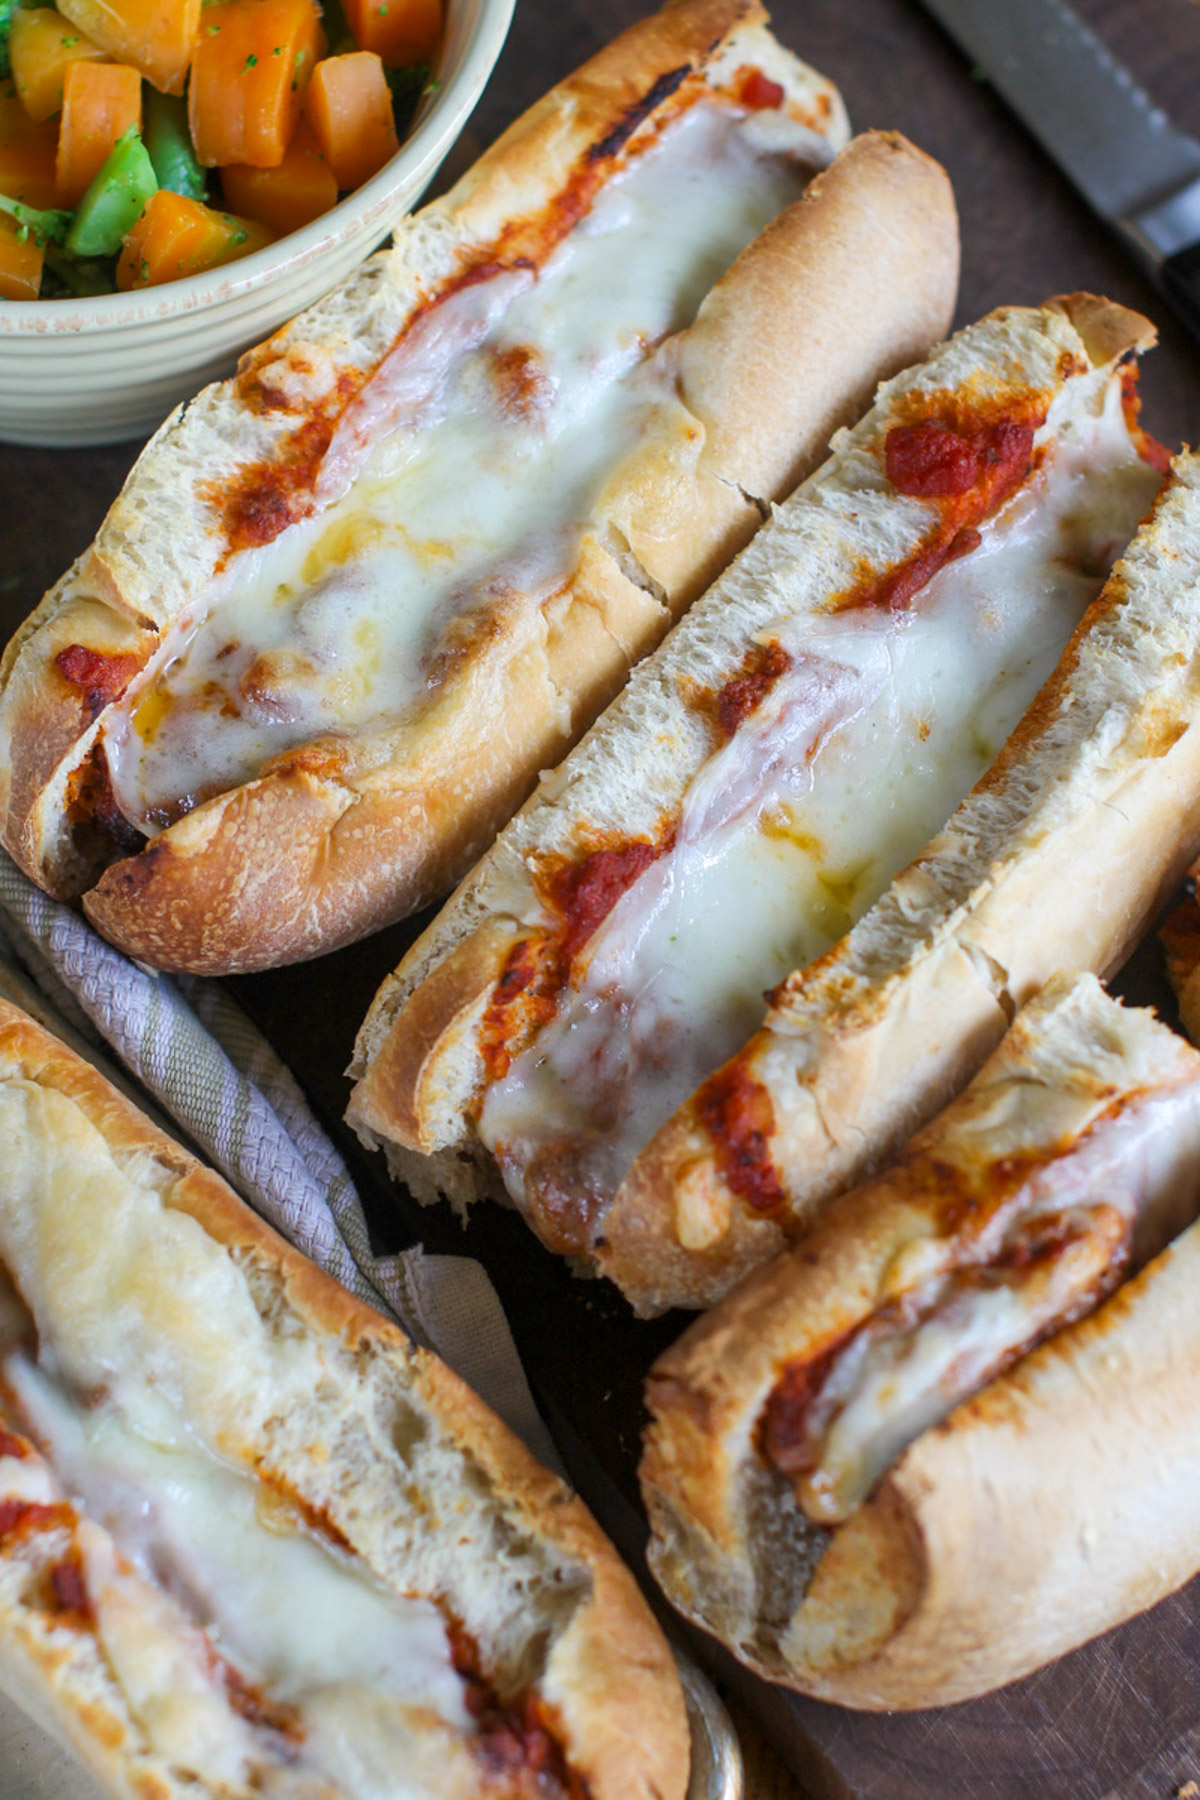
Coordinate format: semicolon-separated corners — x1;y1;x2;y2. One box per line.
103;99;828;831
479;369;1164;1216
796;1076;1200;1523
0;1077;473;1798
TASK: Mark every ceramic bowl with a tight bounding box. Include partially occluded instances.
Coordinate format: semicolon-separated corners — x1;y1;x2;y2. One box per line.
0;0;514;448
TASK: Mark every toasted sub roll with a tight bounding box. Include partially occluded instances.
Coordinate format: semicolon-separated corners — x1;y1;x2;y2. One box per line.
640;973;1200;1709
349;294;1179;1314
0;1;958;976
0;998;688;1799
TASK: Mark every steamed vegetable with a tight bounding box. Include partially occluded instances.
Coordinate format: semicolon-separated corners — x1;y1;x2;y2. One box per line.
342;0;438;67
117;186;270;285
0;205;43;293
0;181;68;237
220;111;333;230
66;124;155;254
143;87;205;197
56;0;202;95
0;75;58;206
10;8;106;123
188;0;324;167
304;48;396;190
55;58;141;204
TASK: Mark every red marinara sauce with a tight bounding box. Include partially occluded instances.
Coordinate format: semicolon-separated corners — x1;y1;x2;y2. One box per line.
761;1330;855;1478
737;66;786;110
479;934;565;1084
55;644;144;722
695;1060;786;1215
479;835;674;1082
714;638;792;740
545;836;669;965
447;1618;587;1799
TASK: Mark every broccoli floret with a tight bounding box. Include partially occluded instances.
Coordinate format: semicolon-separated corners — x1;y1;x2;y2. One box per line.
0;189;72;246
0;0;14;81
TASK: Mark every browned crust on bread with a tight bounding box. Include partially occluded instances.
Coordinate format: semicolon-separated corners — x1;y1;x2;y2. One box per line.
604;409;1196;1315
1;1;882;977
810;1219;1200;1707
640;975;1200;1707
53;124;957;976
0;998;689;1799
349;917;524;1152
348;295;1155;1311
675;129;959;512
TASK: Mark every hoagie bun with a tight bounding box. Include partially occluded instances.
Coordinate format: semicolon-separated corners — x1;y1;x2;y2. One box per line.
0;1;957;975
640;973;1200;1708
348;294;1181;1315
0;999;688;1798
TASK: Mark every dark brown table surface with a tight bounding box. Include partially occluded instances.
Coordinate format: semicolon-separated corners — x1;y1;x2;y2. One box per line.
7;3;1200;1796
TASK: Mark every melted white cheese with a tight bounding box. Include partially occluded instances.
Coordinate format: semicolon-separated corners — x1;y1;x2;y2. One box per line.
7;1357;463;1719
793;1071;1200;1523
479;370;1164;1219
103;97;827;830
0;1077;473;1798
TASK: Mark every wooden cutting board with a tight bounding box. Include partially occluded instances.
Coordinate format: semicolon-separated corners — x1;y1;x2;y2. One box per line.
7;2;1200;1795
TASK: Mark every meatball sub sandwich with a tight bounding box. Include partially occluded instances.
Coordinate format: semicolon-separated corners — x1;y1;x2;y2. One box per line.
0;0;957;975
640;973;1200;1708
0;999;688;1799
349;295;1197;1314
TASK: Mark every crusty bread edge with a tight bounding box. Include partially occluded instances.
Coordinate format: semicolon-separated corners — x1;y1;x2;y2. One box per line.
603;398;1198;1315
640;973;1200;1708
0;998;689;1800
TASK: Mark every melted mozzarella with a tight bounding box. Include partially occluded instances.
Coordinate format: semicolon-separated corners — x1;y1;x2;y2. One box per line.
7;1357;464;1725
104;99;825;830
793;1072;1200;1523
479;371;1164;1219
0;1078;472;1798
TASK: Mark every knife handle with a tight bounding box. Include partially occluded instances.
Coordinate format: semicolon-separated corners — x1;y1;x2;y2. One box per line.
1161;243;1200;347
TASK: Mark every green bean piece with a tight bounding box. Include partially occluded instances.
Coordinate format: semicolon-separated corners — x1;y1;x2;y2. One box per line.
0;188;71;245
65;126;157;258
144;89;206;201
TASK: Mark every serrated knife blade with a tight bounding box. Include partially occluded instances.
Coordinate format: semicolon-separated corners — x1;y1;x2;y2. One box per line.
915;0;1200;341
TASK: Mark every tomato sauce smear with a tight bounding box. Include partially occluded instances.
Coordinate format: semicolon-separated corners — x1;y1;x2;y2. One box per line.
695;1059;787;1216
480;934;566;1085
762;1327;857;1479
870;410;1041;610
55;644;145;724
544;835;674;965
448;1618;590;1799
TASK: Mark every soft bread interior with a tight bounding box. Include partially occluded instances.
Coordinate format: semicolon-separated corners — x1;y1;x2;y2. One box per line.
0;1002;687;1798
642;974;1200;1706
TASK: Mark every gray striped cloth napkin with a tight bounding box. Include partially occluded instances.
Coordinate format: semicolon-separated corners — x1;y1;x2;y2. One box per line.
0;848;560;1471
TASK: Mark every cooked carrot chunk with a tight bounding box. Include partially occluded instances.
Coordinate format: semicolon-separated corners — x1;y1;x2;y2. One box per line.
10;9;108;125
189;0;324;168
116;186;271;285
220;113;335;231
0;77;60;206
54;0;201;96
304;50;396;191
55;59;141;204
342;0;439;67
0;210;44;296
